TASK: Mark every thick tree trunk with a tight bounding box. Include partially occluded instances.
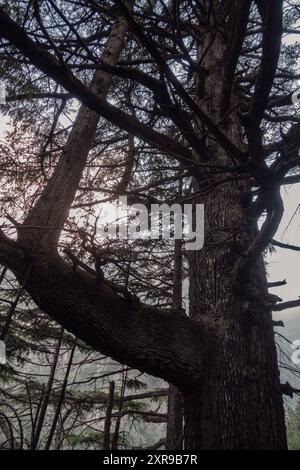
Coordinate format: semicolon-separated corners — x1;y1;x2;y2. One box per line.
180;11;287;448
184;181;287;449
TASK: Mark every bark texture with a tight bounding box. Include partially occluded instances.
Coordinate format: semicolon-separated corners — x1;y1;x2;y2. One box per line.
186;184;286;449
184;18;286;448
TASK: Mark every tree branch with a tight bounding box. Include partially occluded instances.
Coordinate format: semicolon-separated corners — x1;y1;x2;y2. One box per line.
0;235;214;389
272;240;300;252
268;279;287;288
220;0;252;115
234;187;284;279
248;0;283;126
280;381;300;398
272;299;300;311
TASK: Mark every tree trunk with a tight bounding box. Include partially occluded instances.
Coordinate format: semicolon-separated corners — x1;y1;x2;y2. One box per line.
180;11;287;449
184;180;287;449
166;385;184;449
103;381;115;450
44;341;76;450
32;327;64;449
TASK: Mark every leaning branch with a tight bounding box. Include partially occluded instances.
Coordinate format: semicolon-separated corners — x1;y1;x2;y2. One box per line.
0;233;213;389
272;299;300;311
271;240;300;252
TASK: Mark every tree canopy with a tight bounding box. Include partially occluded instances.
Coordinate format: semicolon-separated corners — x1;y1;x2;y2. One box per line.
0;0;299;450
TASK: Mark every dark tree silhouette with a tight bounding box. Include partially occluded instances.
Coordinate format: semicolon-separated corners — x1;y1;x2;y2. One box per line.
0;0;300;449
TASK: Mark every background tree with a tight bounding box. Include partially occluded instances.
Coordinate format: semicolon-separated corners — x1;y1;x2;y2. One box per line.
0;271;167;449
287;399;300;450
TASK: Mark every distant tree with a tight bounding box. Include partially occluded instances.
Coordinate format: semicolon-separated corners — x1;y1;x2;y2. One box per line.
287;399;300;450
0;273;166;449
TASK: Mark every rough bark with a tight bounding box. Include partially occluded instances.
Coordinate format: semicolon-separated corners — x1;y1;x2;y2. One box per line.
183;15;286;448
185;184;286;449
